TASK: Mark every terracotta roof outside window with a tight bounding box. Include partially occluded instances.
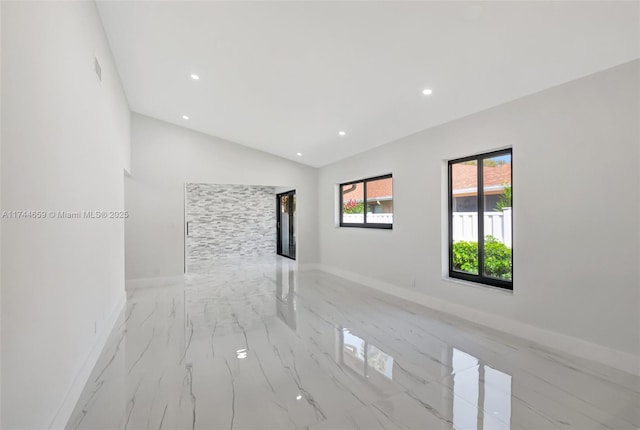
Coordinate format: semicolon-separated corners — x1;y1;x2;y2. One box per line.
341;177;393;202
452;163;511;191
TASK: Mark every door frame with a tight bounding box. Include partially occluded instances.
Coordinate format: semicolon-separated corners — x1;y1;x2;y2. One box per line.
276;189;296;260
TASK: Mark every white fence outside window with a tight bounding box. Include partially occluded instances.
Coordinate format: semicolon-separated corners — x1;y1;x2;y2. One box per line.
342;208;512;248
451;208;512;247
342;213;393;224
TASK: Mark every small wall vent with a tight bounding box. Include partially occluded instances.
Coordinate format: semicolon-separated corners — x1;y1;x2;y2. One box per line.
94;56;102;82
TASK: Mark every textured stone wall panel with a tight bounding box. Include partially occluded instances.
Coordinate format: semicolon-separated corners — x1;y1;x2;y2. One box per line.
186;184;276;268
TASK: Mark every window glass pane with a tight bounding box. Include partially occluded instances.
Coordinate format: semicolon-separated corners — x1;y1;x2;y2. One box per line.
341;182;364;224
482;154;512;281
280;195;289;253
365;177;393;224
292;195;296;254
451;160;478;274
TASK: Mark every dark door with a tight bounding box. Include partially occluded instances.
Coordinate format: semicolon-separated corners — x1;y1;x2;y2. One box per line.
276;190;296;259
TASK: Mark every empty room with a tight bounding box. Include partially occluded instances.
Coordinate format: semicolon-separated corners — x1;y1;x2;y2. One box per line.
1;1;639;429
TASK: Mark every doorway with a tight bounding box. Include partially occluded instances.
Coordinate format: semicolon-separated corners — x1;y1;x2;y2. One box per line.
276;190;296;260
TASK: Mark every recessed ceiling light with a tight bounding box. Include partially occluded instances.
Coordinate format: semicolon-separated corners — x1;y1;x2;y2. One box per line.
422;88;433;96
296;152;302;157
190;73;200;80
296;395;302;400
182;115;189;120
338;131;346;136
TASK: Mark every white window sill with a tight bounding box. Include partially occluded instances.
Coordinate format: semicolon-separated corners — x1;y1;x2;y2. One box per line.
442;276;514;295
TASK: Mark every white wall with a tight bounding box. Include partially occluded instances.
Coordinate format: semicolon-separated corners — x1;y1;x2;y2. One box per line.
0;1;3;426
125;113;318;280
1;2;130;428
318;61;640;369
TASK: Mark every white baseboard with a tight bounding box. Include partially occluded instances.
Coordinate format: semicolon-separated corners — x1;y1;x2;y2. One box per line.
316;264;640;377
48;290;127;429
126;275;185;290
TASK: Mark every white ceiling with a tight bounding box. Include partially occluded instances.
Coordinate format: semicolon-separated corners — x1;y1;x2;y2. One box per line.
97;1;639;167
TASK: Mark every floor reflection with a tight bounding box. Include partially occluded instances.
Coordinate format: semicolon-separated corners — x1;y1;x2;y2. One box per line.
337;328;395;382
183;256;282;337
452;348;512;429
276;263;297;331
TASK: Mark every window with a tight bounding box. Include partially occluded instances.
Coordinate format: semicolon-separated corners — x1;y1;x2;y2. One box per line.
340;174;393;229
449;150;512;289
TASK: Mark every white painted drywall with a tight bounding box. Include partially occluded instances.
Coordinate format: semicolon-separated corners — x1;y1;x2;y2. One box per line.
125;114;318;279
318;61;640;360
0;1;3;426
1;2;130;428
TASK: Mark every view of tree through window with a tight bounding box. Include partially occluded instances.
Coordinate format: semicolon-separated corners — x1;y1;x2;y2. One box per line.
449;150;512;289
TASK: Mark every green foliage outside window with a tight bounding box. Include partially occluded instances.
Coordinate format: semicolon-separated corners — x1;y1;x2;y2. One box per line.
495;185;512;212
452;235;512;280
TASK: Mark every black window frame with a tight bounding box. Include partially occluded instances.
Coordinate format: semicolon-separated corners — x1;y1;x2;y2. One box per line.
448;149;513;290
339;174;393;230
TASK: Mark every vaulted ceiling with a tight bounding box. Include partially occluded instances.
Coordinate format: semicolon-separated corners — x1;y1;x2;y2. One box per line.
97;1;639;167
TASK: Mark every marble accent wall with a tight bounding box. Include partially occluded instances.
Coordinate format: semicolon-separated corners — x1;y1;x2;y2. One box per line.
186;184;276;269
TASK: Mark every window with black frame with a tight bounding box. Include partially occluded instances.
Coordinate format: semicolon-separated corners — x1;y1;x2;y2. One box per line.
340;174;393;229
449;150;512;289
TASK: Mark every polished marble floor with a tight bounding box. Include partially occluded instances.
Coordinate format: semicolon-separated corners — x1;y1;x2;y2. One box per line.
68;256;640;429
